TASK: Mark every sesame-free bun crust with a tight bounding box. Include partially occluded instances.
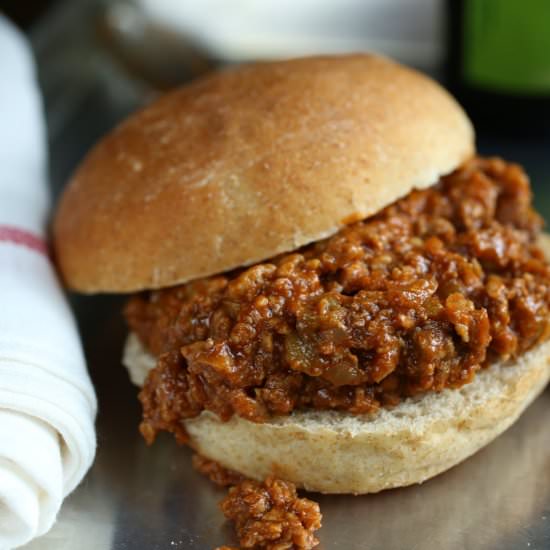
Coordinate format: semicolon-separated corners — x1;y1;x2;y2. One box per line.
54;54;474;293
123;332;550;494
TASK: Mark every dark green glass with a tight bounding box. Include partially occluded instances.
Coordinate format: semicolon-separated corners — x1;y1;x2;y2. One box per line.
446;0;550;135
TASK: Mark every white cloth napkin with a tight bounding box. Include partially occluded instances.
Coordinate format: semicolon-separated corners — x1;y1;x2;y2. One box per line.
0;16;97;550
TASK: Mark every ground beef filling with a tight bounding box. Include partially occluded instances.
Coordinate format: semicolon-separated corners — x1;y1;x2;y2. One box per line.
192;453;246;488
194;456;321;550
219;477;322;550
125;157;550;443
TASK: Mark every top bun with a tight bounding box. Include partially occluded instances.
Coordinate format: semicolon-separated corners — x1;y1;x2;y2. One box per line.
53;54;474;293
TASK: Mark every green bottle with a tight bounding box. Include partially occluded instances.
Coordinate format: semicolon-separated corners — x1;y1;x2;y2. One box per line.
446;0;550;135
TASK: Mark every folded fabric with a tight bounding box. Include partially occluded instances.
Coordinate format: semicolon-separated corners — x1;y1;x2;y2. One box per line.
0;16;96;550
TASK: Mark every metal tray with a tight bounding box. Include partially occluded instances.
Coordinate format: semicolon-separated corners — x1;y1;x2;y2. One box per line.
25;1;550;548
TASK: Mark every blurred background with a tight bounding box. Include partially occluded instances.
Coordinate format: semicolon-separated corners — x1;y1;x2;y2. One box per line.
3;0;550;216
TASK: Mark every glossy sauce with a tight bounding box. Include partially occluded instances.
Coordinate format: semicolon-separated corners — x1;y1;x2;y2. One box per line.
126;158;550;444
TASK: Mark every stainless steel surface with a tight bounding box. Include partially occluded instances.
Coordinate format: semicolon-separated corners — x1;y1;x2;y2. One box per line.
26;2;550;548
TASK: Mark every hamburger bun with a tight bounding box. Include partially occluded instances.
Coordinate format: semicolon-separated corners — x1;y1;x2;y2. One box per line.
53;54;473;293
53;53;549;496
123;316;550;494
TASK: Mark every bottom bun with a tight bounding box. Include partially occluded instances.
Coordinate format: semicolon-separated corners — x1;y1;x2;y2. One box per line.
123;332;550;494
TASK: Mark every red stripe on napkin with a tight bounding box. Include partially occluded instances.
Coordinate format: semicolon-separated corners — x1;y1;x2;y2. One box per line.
0;225;48;255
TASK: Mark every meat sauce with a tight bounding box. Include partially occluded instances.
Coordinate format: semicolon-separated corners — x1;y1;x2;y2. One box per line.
194;455;321;549
192;453;246;488
126;157;550;444
219;477;321;550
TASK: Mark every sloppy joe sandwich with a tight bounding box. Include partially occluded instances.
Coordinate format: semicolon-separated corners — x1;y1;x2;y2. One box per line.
53;54;550;495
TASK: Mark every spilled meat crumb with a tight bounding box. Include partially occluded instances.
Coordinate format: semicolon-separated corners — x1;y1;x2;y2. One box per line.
192;453;245;487
220;476;321;550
